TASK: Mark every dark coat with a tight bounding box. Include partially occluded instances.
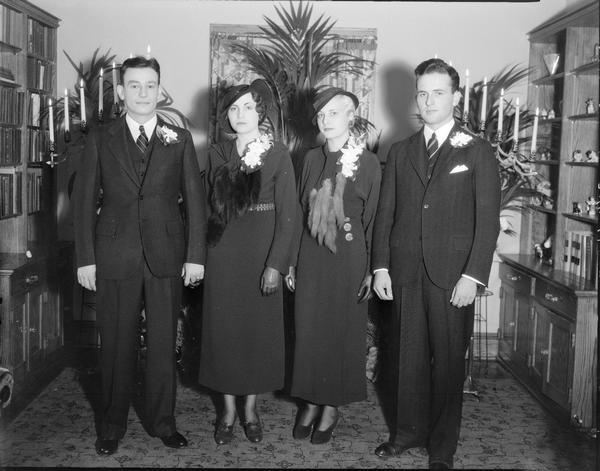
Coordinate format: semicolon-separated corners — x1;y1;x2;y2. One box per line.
372;122;500;288
74;116;206;279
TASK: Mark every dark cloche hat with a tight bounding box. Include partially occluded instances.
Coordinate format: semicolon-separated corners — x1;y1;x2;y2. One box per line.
219;79;273;134
312;87;359;124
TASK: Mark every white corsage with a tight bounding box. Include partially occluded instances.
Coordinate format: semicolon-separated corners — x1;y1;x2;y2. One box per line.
337;135;365;180
156;125;180;146
240;133;273;174
449;131;474;148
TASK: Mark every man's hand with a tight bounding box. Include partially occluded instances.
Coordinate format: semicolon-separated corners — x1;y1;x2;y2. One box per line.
284;266;296;292
77;265;97;292
261;266;280;296
182;263;205;288
373;270;393;301
450;277;477;308
357;274;373;303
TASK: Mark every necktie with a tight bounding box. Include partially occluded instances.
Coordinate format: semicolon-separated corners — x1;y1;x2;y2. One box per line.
137;125;148;154
427;132;439;159
426;133;439;180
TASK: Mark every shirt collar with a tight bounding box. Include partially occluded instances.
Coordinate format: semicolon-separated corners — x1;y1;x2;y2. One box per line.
125;114;158;140
423;119;455;147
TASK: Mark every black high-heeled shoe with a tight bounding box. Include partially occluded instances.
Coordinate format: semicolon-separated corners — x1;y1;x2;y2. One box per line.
311;411;340;444
214;416;236;445
242;417;263;443
293;406;320;440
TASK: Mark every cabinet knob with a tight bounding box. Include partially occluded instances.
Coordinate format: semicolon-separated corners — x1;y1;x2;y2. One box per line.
507;274;520;281
540;349;549;356
29;327;37;334
544;293;560;303
508;322;515;327
572;414;583;425
25;274;39;285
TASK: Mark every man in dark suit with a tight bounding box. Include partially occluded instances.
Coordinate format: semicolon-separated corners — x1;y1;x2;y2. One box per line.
371;58;500;469
74;56;206;455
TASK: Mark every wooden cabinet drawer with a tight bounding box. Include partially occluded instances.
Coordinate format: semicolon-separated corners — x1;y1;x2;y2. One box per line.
10;263;46;297
535;278;577;319
499;263;532;294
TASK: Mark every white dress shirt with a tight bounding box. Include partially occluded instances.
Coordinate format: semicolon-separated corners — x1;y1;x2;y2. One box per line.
125;114;157;141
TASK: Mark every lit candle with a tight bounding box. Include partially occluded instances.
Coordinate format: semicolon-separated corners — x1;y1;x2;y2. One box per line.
531;107;539;154
146;45;151;58
112;62;118;104
513;97;520;143
434;53;438;59
497;88;504;135
463;69;470;118
98;68;104;114
480;76;488;125
64;89;69;132
48;98;54;143
129;52;133;59
79;79;86;123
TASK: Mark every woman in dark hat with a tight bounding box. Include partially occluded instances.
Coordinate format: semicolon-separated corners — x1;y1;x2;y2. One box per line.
286;88;381;444
199;79;296;445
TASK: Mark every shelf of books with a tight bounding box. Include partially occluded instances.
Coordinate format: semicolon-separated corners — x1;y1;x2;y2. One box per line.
0;0;58;251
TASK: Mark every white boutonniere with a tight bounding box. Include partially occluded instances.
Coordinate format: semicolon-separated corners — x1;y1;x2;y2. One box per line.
337;135;365;180
156;125;180;146
240;133;273;174
449;131;474;148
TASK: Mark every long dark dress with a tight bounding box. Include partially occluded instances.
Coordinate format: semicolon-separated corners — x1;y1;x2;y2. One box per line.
198;139;296;395
291;144;381;406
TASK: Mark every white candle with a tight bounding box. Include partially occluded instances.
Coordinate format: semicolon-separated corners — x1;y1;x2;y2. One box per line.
513;97;520;143
497;88;504;135
129;52;133;59
48;98;54;143
146;45;151;58
112;62;118;104
480;76;488;125
434;53;438;59
531;107;539;154
79;79;86;122
98;68;104;113
64;89;69;132
463;69;470;117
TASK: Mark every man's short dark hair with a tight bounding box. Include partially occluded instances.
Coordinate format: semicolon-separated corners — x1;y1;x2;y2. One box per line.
414;58;460;92
120;56;161;84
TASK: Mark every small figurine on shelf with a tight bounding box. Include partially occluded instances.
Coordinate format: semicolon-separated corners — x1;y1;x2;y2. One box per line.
540;147;551;160
585;196;598;216
543;198;554;210
547;109;556;119
585;98;596;115
586;150;599;162
593;43;600;62
572;202;582;214
540;108;548;119
572;149;583;162
534;235;553;265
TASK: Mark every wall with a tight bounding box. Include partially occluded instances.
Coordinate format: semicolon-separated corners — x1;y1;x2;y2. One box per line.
31;0;570;333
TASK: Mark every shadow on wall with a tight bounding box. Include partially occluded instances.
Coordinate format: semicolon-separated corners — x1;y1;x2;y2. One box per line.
377;61;419;162
187;86;212;173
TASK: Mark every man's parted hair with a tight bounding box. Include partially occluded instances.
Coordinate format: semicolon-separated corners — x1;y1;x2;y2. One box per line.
414;58;460;92
120;56;161;84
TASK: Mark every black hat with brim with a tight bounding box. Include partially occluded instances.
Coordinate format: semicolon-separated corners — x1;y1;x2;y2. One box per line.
312;88;359;124
219;79;273;134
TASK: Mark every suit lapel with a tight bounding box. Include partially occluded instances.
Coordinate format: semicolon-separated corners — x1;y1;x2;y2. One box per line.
107;116;140;188
408;128;427;187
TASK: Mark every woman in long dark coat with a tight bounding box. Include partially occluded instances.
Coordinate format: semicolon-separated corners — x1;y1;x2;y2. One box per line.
286;88;381;444
199;79;296;445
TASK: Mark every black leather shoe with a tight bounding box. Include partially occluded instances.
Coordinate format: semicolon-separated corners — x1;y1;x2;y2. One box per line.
160;431;188;448
95;438;118;455
214;419;235;445
310;413;339;444
293;407;319;440
374;442;400;458
429;462;451;470
243;419;263;443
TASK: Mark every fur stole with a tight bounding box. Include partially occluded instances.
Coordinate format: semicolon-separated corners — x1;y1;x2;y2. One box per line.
207;159;261;246
307;172;346;253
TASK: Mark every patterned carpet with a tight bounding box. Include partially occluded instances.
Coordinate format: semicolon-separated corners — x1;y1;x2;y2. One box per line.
0;361;596;469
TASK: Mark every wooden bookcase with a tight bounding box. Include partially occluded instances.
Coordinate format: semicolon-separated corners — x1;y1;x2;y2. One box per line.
498;1;598;435
0;0;72;421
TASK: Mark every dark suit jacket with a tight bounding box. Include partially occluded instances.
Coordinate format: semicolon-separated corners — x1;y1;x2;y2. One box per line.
372;122;500;289
74;116;206;280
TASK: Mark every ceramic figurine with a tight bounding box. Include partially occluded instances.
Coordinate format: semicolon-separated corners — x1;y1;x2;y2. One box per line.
586;197;598;216
586;150;599;162
540;108;548;119
572;202;582;214
586;98;595;115
547;109;555;119
572;149;583;162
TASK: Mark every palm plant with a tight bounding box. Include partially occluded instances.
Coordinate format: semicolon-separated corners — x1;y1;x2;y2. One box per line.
226;1;375;164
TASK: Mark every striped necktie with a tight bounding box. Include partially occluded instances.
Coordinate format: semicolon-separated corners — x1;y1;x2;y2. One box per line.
427;132;439;159
137;125;148;154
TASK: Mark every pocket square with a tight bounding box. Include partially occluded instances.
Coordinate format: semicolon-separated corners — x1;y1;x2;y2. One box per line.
450;164;469;174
